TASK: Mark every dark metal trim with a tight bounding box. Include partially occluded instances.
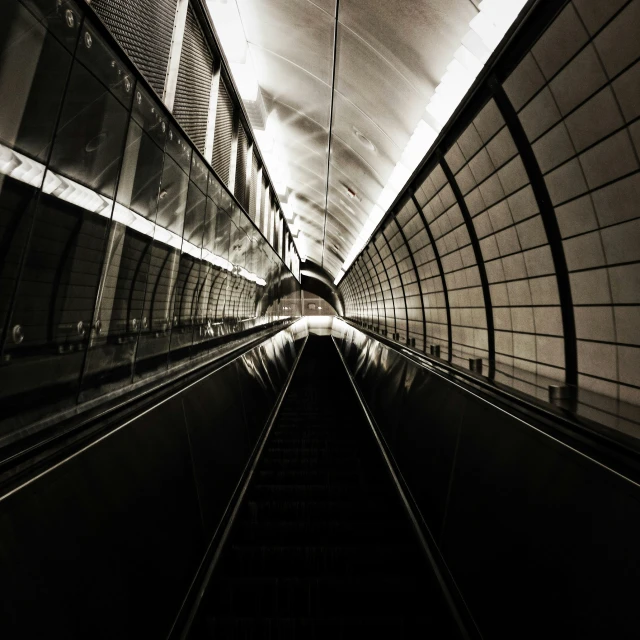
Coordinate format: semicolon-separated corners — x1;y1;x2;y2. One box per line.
391;210;427;351
321;0;340;269
492;84;578;388
410;193;453;360
439;156;495;378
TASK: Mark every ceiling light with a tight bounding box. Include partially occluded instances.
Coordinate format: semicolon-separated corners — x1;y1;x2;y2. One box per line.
352;126;376;152
281;201;294;220
206;0;247;63
377;186;396;210
230;62;259;101
454;45;483;75
401;120;438;168
343;184;358;200
388;163;411;190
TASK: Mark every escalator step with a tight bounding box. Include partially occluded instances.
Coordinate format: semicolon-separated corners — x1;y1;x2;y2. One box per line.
188;335;459;639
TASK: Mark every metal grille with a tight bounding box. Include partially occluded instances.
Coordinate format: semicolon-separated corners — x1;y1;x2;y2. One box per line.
234;123;248;209
91;0;177;97
212;79;233;185
248;151;259;223
174;4;213;154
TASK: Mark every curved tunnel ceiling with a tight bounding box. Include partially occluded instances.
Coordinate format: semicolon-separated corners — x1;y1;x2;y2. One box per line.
205;0;640;414
206;0;514;277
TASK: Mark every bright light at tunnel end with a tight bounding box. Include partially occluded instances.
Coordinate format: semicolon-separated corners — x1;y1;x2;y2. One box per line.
336;0;529;283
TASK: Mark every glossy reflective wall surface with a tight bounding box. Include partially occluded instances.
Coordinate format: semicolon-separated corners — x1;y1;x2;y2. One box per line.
0;320;308;638
0;0;301;445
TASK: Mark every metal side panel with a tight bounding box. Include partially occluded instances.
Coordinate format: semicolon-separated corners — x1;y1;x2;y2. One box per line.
91;0;177;97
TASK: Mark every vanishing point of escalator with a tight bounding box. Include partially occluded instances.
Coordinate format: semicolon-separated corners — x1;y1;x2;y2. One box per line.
189;335;462;638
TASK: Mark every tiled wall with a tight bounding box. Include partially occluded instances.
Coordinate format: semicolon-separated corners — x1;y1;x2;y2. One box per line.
340;0;640;423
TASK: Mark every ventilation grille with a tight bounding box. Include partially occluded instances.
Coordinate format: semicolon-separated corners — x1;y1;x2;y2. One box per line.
212;79;233;185
234;123;248;209
174;4;213;154
91;0;176;97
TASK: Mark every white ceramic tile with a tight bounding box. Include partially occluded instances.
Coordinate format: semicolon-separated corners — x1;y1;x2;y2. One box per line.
612;60;640;122
498;157;529;196
544;158;588;205
523;245;555;276
537;335;565;367
530;275;561;305
592;171;640;228
534;306;563;335
575;305;616;340
446;143;466;175
469;148;494;184
609;263;640;303
486;126;518;169
457;123;484;160
594;0;640;77
533;122;576;173
570;268;612;304
578;129;639;190
502;252;528;280
473;99;504;143
519;87;563;142
618;344;640;387
511;306;535;333
565;87;625;153
532;3;589;79
496;226;520;256
507;185;538;222
563;231;606;270
456;164;477;195
614;306;640;345
549;44;607;115
507;278;533;305
516;215;547;250
601;218;640;264
578;339;617;378
573;0;628;35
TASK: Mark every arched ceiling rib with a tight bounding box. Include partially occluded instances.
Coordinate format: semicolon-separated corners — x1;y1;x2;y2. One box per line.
206;0;482;276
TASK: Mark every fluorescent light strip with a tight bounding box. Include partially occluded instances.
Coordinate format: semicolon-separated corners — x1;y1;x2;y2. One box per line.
0;143;266;287
335;0;528;285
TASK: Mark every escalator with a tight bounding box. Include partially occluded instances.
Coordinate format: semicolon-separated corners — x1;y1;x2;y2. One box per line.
187;334;465;638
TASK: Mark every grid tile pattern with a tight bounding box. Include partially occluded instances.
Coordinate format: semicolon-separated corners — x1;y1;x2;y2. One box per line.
505;0;640;407
340;0;640;424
